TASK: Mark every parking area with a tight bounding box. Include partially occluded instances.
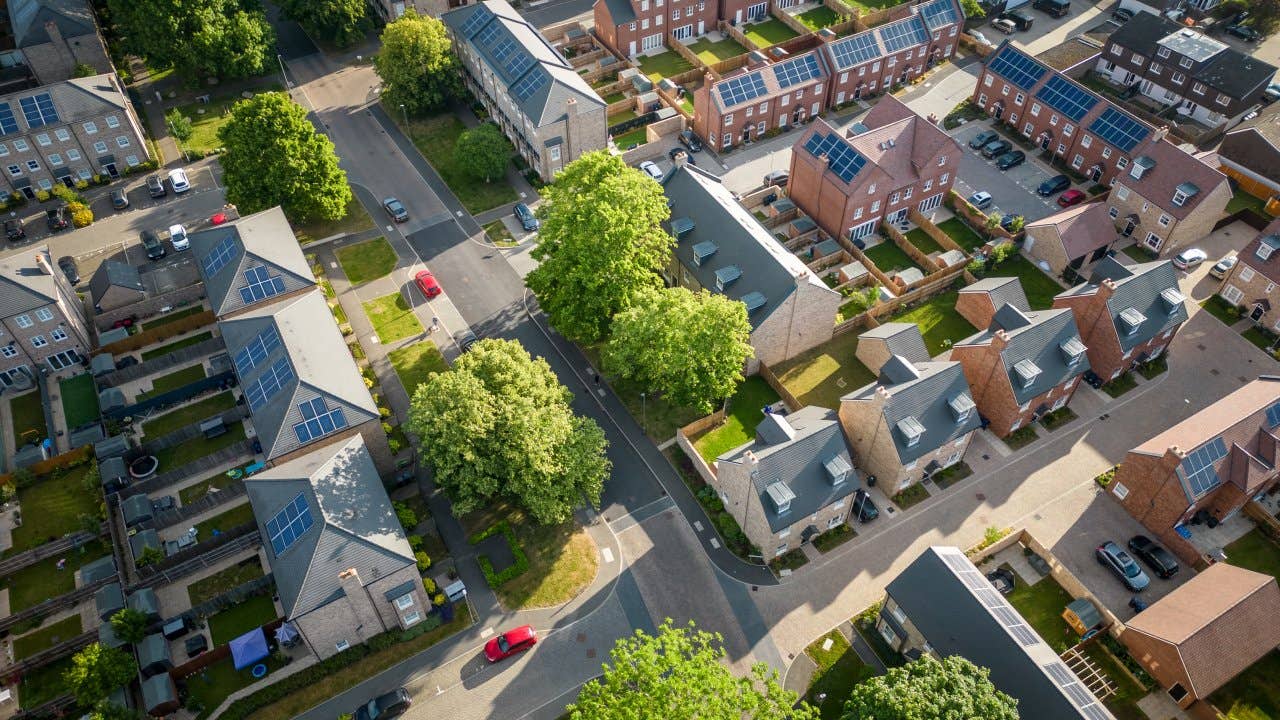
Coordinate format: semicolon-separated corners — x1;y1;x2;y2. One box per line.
949;120;1090;225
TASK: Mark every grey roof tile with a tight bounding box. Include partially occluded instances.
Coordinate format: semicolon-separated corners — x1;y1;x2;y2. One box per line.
846;360;979;464
859;322;930;364
1087;258;1188;352
190;207;316;317
959;306;1089;406
964;276;1029;313
9;0;96;46
0;252;56;318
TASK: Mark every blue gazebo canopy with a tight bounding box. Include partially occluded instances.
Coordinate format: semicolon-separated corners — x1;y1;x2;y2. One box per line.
229;627;269;670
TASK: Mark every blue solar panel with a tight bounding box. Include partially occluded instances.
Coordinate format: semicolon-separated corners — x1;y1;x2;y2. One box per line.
1267;402;1280;429
987;46;1048;91
1179;437;1227;496
202;236;237;277
1089;107;1149;153
1035;75;1099;123
0;104;18;135
266;493;315;555
504;50;535;79
245;358;294;411
458;5;493;38
239;266;286;304
918;0;959;30
878;17;929;53
804;132;867;183
18;93;57;128
475;22;501;48
774;54;821;89
830;32;881;69
511;67;548;101
293;397;349;443
233;326;282;376
717;72;768;108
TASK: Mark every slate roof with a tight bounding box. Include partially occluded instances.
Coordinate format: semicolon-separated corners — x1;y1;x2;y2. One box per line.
598;0;635;25
963;276;1029;313
662;164;836;330
245;435;415;619
1060;257;1188;353
1110;16;1277;100
141;674;176;712
1026;203;1117;261
218;290;377;462
716;406;857;533
0;251;57;319
1218;105;1280;186
886;547;1116;720
190;206;316;318
9;0;96;45
957;304;1089;407
859;322;930;364
137;633;171;670
1117;138;1228;221
89;260;143;305
823;0;962;72
1235;218;1280;285
1;74;131;127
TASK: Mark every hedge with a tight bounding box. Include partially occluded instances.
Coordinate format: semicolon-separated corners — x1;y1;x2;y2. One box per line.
468;521;529;587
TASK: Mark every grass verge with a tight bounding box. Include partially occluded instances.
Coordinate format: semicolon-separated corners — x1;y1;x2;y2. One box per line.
363;293;424;344
401;113;517;215
1101;372;1138;398
805;629;876;720
388;340;447;398
336;237;397;285
1003;425;1039;450
194;501;256;540
1199;295;1240;326
931;461;972;490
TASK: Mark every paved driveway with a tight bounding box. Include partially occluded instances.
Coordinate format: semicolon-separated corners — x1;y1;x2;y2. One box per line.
949;121;1086;224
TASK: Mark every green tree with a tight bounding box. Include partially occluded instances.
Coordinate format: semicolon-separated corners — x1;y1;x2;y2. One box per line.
840;655;1018;720
406;339;610;524
109;608;149;644
135;545;164;567
454;123;511;183
959;0;984;18
66;644;137;706
107;0;274;81
280;0;370;48
374;12;462;116
526;152;673;343
569;620;815;720
73;63;98;78
165;108;193;143
604;287;753;412
218;92;352;223
89;702;146;720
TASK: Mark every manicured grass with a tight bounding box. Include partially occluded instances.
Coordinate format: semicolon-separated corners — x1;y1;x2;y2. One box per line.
19;655;71;709
141;391;237;438
813;523;856;552
904;228;944;255
797;5;841;30
154;420;247;471
294;194;376;245
10;390;45;446
495;519;598;610
186;654;286;720
743;18;800;47
805;629;876;720
1005;574;1076;652
3;541;110;612
1243;326;1277;352
140;331;214;361
336;237;397;285
172;88;282;154
363;292;424;344
194;500;256;540
8;464;101;554
863;239;920;274
58;373;99;429
1225;528;1280;582
143;305;204;330
687;36;749;64
635;50;694;81
986;255;1063;310
187;557;264;606
1101;372;1138;398
138;363;207;400
13;615;83;661
1123;244;1156;263
608;108;639;124
1226;190;1269;216
208;593;278;646
388;340;448;397
772;331;876;409
402;113;517;215
692;377;781;462
1004;425;1039;450
890;483;929;509
1210;650;1280;720
599;91;625;104
769;548;808;573
483;219;517;246
889;291;975;356
1136;355;1168;379
1200;295;1242;326
1039;406;1078;431
931;461;972;490
611;126;649;148
936;217;985;252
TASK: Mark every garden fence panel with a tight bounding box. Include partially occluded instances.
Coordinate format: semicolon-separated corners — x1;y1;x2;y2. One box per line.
142;481;246;531
0;576;116;633
132;525;261;590
0;630;95;677
98;337;225;386
0;529;105;577
119;441;255;499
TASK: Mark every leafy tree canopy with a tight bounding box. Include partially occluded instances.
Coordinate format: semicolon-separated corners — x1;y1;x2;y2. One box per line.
107;0;275;81
66;644;137;706
280;0;370;48
109;608;149;644
840;655;1018;720
374;12;463;115
454;123;512;183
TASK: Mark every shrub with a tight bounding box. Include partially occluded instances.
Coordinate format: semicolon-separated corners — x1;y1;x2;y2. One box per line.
73;62;97;78
408;534;424;551
1094;466;1118;487
415;551;431;572
470;521;530;587
69;203;94;228
74;180;89;191
990;242;1018;265
135;545;164;567
393;501;418;530
433;593;446;606
423;577;437;594
34;189;50;202
52;185;81;203
378;405;392;419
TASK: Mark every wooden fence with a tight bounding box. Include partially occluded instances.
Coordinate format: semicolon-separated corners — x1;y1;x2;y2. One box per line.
1;630;95;677
133;524;261;588
119;441;254;499
908;208;965;254
142;481;246;532
0;576;116;633
99;336;226;385
94;313;218;357
0;446;93;485
756;362;801;410
0;529;105;578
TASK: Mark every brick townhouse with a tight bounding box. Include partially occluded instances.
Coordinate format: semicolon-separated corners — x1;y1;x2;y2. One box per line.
0;248;90;387
593;0;717;57
1097;17;1276;131
1218;218;1280;331
1106;135;1229;257
1022;202;1118;279
839;323;980;496
693;47;830;152
787;94;960;241
189;206;319;319
1107;375;1280;566
952;277;1089;437
3;0;113;86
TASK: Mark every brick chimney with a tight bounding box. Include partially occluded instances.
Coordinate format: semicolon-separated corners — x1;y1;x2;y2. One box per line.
337;568;384;639
563;97;579;169
42;21;75;82
990;329;1011;352
34;251;53;275
1152;126;1169;143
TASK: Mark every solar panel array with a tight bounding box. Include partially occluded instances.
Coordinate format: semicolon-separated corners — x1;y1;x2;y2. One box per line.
1267;402;1280;428
233;326;282;376
246;358;294;411
0;103;18;135
1179;437;1227;496
511;66;549;102
940;550;1044;648
239;266;286;304
717;72;768;108
830;32;881;69
987;46;1048;91
266;493;315;556
803;132;867;183
293;397;349;443
774;54;821;89
458;5;493;37
918;0;959;30
202;236;238;277
878;17;929;53
1035;75;1099;122
1089;107;1150;152
19;93;57;128
504;49;535;80
1042;662;1115;719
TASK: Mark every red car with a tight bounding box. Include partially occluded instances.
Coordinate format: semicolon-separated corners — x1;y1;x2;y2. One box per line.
484;625;537;662
210;212;229;226
1057;189;1086;207
414;269;442;299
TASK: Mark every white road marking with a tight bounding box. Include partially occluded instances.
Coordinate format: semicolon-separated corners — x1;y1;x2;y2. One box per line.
596;388;605;397
480;627;494;638
693;521;703;532
710;538;720;549
601;547;614;563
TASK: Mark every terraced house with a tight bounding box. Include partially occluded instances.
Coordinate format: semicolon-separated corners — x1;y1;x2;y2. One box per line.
693;47;830;152
1216;218;1280;331
594;0;717;57
443;0;607;182
0;249;90;386
189;206;318;319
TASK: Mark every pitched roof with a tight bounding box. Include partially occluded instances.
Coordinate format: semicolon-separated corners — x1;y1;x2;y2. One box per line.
716;406;857;533
245;435;416;619
663;164;836;329
88;259;143;305
1026;203;1117;261
961;276;1030;313
1109;16;1276;100
957;305;1089;407
1124;563;1280;698
845;358;980;464
9;74;129;126
0;251;57;319
596;0;635;25
822;0;961;72
859;322;930;364
1219;105;1280;184
1134;375;1280;457
1235;217;1280;285
189;206;316;317
1117;138;1228;220
886;547;1115;720
1083;258;1188;352
709;49;828;113
218;290;378;461
9;0;96;46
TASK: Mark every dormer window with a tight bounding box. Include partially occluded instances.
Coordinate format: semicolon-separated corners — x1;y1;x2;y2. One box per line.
1129;156;1154;181
1160;287;1185;314
692;241;717;266
766;481;795;514
896;416;925;447
670;217;694;239
1257;236;1280;261
948;393;975;424
715;265;741;291
742;291;767;313
1120;307;1146;336
824;455;852;486
1172;182;1198;207
1013;358;1041;389
1059;337;1086;366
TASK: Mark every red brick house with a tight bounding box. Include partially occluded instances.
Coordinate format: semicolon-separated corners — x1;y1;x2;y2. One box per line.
1218;218;1280;331
694;47;829;152
593;0;716;58
786;94;960;241
951;277;1089;438
1108;376;1280;565
1053;256;1187;382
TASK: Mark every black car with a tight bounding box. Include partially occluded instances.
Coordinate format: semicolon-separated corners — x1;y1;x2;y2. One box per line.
1111;7;1134;21
669;147;696;165
981;139;1012;158
996;150;1026;170
1096;540;1150;592
382;196;409;223
145;174;166;198
110;188;129;210
1037;174;1071;196
141;229;166;260
968;129;999;149
852;489;879;523
455;329;478;352
4;218;24;241
513;203;539;232
45;206;69;232
115;355;139;370
1128;535;1179;578
679;129;704;152
999;213;1023;232
1000;8;1034;30
57;256;79;285
1225;23;1261;41
354;688;411;720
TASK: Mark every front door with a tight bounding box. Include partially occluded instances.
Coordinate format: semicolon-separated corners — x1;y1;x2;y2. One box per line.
1122;218;1136;237
20;186;33;199
104;163;118;178
629;40;636;56
836;91;845;105
1252;304;1266;322
734;9;742;23
994;104;1004;120
697;19;704;34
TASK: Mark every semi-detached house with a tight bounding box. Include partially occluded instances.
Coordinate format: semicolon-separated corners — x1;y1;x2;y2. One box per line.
1217;218;1280;332
821;0;962;106
694;47;829;153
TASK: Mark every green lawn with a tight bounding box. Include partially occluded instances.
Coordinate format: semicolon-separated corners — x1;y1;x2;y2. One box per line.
186;654;285;720
805;629;876;720
155;420;247;471
1226;528;1280;581
743;18;799;47
986;255;1063;310
363;292;424;344
485;513;599;610
797;6;841;30
58;373;99;429
294;194;376;245
1005;574;1077;652
1226;190;1269;216
402;113;517;215
635;50;694;82
138;363;207;400
889;291;975;356
194;500;256;540
611;127;649;148
19;655;71;709
140;331;214;361
687;36;750;64
904;228;944;255
336;237;397;285
1200;295;1241;326
863;239;920;275
1210;650;1280;720
171;88;282;154
692;377;781;463
388;340;448;397
9;390;45;447
1101;372;1138;398
187;557;265;607
142;391;237;438
179;463;254;505
483;219;516;247
936;217;986;252
772;331;876;409
3;541;110;612
608;108;639;124
1242;326;1277;352
208;593;278;646
143;305;205;330
599;91;625;104
1122;244;1155;263
13;615;82;661
8;464;101;554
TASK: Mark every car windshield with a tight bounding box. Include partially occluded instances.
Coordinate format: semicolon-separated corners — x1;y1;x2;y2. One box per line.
497;636;510;652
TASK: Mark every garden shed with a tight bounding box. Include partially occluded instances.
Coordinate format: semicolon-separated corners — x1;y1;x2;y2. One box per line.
94;582;125;621
142;673;179;715
137;633;173;678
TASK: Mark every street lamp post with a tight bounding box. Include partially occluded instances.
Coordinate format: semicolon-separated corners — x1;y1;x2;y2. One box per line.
400;104;408;127
640;392;647;433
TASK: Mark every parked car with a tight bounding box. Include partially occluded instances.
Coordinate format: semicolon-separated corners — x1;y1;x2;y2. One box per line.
1037;174;1072;196
168;223;190;251
141;229;165;260
1265;83;1280;103
679;129;704;152
4;218;24;241
1096;540;1151;592
45;206;69;232
1057;189;1086;207
110;187;129;210
484;625;537;662
513;203;539;232
969;30;992;46
111;316;136;329
1127;535;1179;578
1000;9;1034;30
382;196;409;223
996;150;1026;170
1172;247;1207;270
999;213;1023;232
146;174;166;198
414;269;442;299
210;211;229;226
168;168;191;193
968;191;994;210
991;18;1017;34
669;147;696;165
115;355;138;370
969;130;999;149
763;169;790;188
1112;7;1134;21
1225;24;1261;41
455;329;478;352
1128;595;1149;613
638;160;663;182
852;489;879;523
1209;252;1238;279
57;256;79;285
981;139;1013;158
1032;0;1069;18
353;688;412;720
